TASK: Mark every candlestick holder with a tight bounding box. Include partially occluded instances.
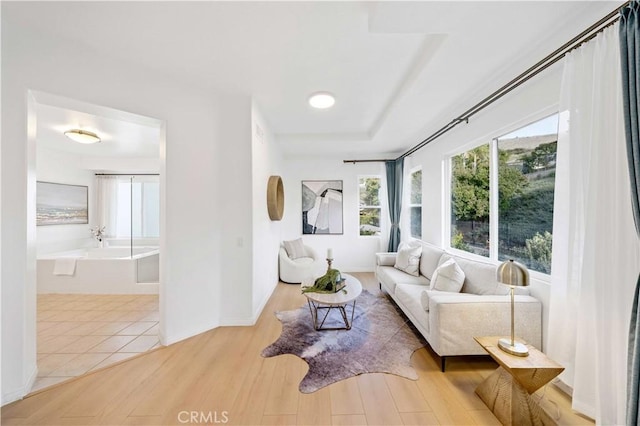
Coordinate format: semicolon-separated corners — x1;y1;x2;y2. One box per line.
326;258;333;272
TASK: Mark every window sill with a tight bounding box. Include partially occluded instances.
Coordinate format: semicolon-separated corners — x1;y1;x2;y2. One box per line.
445;246;552;284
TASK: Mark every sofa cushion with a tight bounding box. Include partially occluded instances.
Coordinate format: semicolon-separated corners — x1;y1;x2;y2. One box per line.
430;258;465;293
394;241;422;276
420;290;435;312
440;253;530;295
395;284;430;332
377;266;429;293
283;238;306;259
419;242;445;280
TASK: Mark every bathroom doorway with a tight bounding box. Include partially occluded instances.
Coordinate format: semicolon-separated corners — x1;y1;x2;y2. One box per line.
31;92;165;392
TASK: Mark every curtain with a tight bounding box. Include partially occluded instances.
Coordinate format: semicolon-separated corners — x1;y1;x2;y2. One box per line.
399;157;413;243
96;176;119;238
546;25;640;424
620;3;640;424
378;162;391;252
385;158;404;252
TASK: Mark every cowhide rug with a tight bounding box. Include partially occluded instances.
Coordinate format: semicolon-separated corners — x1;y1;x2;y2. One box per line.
261;289;426;393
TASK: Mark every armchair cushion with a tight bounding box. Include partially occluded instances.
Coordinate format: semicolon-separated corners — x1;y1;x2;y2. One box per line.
279;243;320;284
283;238;306;259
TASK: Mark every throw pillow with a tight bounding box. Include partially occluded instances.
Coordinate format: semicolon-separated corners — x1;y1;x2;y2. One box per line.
283;238;307;259
430;258;465;293
394;241;423;277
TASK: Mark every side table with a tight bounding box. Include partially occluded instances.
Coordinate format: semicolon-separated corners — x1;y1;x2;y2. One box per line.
474;336;564;426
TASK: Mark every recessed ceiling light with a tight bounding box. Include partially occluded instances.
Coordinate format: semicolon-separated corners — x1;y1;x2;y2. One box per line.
308;92;335;109
64;129;101;144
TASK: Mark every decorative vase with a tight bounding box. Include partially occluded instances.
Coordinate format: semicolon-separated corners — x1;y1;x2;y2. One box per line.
98;240;104;249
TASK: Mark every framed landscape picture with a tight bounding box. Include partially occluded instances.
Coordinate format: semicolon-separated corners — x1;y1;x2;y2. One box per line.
37;181;89;226
302;180;343;235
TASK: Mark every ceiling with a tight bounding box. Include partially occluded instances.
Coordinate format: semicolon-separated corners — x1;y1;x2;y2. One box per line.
36;103;161;159
8;1;621;159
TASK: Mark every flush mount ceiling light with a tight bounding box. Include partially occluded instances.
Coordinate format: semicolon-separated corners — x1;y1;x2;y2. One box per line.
308;92;335;109
64;129;101;144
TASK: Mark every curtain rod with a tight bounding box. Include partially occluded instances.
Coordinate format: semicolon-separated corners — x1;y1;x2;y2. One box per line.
342;159;393;164
344;1;627;164
94;173;159;176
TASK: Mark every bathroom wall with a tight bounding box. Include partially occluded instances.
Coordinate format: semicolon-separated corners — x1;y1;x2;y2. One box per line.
36;146;96;256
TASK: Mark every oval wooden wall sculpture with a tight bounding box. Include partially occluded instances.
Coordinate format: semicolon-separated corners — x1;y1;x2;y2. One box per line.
267;175;284;221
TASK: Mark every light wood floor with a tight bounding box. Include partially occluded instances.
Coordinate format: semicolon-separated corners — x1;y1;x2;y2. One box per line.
2;273;592;425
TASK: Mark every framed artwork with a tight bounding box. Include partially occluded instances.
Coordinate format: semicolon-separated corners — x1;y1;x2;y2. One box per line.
302;180;343;235
36;181;89;226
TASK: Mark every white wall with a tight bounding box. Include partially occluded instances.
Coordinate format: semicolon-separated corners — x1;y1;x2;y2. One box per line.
1;6;254;403
281;158;386;272
36;147;95;256
250;102;283;320
217;94;254;325
409;64;564;349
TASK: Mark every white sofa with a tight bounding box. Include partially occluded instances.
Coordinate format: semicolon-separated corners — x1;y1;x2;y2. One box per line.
376;241;542;371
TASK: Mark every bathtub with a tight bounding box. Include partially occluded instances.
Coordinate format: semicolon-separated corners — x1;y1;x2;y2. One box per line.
37;247;159;294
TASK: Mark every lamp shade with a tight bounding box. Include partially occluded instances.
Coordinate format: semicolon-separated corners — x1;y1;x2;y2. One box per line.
64;129;101;144
496;259;529;287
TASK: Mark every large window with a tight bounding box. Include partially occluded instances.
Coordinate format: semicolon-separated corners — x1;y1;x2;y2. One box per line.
409;168;422;238
450;114;558;274
498;115;558;273
359;176;381;236
115;180;160;238
451;144;491;257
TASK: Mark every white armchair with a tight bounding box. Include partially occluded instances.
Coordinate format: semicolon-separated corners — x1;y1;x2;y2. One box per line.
279;243;321;284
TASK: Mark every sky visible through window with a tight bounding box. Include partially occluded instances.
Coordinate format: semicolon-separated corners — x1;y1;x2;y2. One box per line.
498;114;559;140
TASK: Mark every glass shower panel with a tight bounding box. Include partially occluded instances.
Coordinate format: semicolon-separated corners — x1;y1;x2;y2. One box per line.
133;176;160;283
143;182;160;238
131;179;142;257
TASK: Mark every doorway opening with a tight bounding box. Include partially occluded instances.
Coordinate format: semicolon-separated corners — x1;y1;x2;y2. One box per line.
29;92;165;392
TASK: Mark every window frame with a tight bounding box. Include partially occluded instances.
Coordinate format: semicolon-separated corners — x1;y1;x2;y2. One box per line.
444;112;559;280
357;174;382;238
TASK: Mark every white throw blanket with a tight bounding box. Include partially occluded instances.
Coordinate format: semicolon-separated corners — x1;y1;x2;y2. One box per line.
53;258;78;276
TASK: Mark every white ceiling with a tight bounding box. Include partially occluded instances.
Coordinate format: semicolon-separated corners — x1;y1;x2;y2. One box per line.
10;1;621;159
36;103;161;159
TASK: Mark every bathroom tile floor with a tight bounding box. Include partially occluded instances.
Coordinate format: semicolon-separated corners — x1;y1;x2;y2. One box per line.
34;293;159;393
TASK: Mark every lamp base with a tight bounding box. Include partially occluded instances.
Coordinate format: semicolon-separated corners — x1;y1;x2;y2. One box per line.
498;338;529;357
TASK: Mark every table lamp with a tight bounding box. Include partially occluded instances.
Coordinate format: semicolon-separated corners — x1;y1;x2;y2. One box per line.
496;259;530;356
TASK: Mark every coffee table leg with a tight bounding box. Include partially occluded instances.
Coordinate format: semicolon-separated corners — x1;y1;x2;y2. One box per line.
307;299;318;329
339;300;357;330
307;300;358;331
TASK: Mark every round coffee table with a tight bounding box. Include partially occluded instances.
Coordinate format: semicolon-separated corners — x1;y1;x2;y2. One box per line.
302;273;363;330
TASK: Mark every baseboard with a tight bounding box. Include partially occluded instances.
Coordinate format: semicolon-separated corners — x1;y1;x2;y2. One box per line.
219;317;256;326
1;365;38;406
251;280;278;324
162;321;219;346
341;266;375;273
219;279;279;327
